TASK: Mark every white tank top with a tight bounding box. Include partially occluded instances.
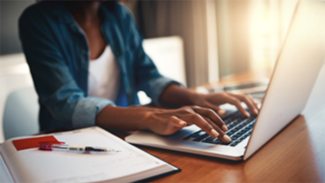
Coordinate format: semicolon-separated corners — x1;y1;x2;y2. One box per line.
88;46;120;101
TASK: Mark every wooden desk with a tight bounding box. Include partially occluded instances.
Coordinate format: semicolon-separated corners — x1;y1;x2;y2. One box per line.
137;70;325;182
139;113;324;182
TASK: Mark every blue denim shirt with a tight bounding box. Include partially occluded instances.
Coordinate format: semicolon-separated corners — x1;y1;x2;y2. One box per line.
19;1;178;131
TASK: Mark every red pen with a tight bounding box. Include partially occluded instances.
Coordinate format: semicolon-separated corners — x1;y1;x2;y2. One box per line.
39;141;121;153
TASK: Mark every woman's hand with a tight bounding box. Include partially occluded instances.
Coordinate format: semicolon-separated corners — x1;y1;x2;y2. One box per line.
193;92;260;117
96;105;232;143
146;106;232;143
160;84;260;117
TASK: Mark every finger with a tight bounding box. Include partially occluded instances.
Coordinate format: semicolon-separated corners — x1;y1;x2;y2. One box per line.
235;94;259;115
203;102;226;117
204;117;232;143
253;102;260;112
169;116;187;128
192;106;228;132
188;113;220;139
253;100;261;110
160;116;186;135
246;94;260;114
226;95;250;117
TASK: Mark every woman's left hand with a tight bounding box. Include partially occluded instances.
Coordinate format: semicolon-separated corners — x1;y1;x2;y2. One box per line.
193;92;260;117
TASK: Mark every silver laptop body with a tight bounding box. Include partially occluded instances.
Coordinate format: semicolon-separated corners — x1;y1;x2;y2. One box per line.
126;0;325;161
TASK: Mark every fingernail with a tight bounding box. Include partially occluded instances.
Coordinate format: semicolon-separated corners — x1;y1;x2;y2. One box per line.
223;135;232;143
218;109;226;116
222;125;228;131
211;129;219;138
179;121;186;126
245;111;250;117
254;109;258;114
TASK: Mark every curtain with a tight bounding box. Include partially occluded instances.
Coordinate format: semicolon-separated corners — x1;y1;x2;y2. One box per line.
134;0;298;85
136;0;210;87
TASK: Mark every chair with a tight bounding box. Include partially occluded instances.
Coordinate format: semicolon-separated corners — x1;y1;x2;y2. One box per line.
3;87;39;140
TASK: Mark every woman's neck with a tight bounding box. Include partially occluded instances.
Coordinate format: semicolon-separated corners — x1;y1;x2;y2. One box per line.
65;1;101;24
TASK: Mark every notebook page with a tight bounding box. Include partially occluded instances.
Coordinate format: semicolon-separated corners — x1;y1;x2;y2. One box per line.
0;155;14;183
0;127;170;183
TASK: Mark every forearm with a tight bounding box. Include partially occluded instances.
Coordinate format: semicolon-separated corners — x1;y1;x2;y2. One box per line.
159;84;227;117
95;105;158;131
160;84;203;107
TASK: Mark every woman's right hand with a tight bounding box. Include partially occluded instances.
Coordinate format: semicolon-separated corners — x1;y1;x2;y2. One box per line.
96;105;231;143
145;106;231;143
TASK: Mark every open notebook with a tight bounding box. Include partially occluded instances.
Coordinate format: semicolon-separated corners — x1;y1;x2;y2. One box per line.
0;127;179;183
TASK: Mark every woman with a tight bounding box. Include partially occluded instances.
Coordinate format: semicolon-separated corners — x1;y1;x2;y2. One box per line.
19;1;259;143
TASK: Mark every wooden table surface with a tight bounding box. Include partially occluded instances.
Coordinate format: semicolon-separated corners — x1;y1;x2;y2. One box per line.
138;113;324;182
135;70;325;182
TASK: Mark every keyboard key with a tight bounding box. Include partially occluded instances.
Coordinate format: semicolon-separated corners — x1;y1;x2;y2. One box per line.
195;130;205;136
230;142;238;146
226;131;236;136
237;131;245;135
233;126;242;131
213;139;222;144
220;141;231;145
193;133;209;142
182;134;193;140
202;137;215;143
182;130;201;140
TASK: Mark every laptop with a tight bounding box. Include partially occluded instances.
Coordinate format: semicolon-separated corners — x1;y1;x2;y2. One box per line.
125;0;325;161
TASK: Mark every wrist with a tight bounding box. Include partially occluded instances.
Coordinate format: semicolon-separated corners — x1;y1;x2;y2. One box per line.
136;110;153;131
189;91;206;106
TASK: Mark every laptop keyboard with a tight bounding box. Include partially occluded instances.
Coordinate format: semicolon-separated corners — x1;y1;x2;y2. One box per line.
182;111;257;147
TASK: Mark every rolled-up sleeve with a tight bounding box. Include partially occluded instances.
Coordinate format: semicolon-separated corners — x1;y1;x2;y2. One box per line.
19;7;113;129
72;97;114;129
145;77;181;105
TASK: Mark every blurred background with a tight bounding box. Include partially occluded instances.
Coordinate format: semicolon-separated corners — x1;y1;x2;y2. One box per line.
1;0;299;85
0;0;299;142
